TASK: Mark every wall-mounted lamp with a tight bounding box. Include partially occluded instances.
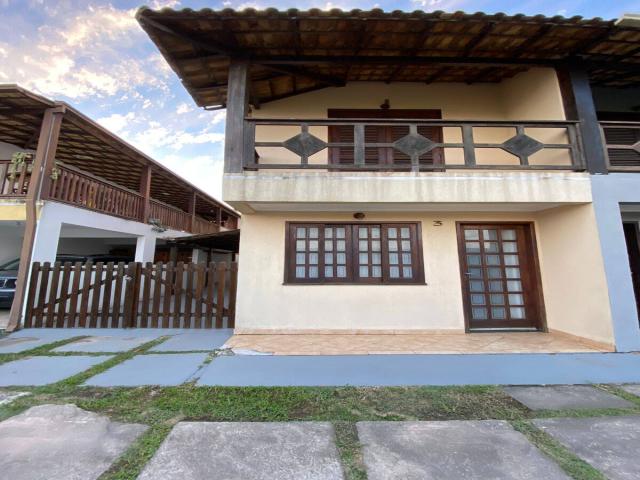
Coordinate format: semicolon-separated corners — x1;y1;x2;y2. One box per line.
353;212;366;220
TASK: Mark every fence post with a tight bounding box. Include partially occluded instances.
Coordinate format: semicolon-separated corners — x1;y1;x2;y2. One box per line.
123;263;141;328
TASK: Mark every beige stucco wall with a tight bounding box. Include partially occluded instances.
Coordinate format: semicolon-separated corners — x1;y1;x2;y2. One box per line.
535;204;614;345
234;208;614;345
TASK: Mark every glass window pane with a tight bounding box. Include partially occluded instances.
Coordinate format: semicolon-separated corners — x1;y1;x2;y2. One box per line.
507;280;522;292
337;253;346;264
510;307;525;319
389;241;398;252
325;241;333;252
485;255;500;266
309;240;318;252
402;266;412;278
502;229;516;240
337;266;347;277
296;240;306;251
491;307;506;319
296;227;306;238
487;268;502;278
325;253;333;264
337;240;346;251
359;266;369;277
490;294;505;305
371;227;381;239
401;227;410;238
502;242;517;253
295;266;305;278
505;267;521;279
390;266;400;278
324;266;333;277
388;227;398;238
402;253;411;264
336;228;346;238
483;229;498;240
401;240;411;251
467;255;481;266
469;280;484;292
508;293;524;305
371;241;381;252
484;242;499;253
464;229;479;240
309;266;318;278
308;253;318;265
389;253;399;265
372;266;382;277
489;280;502;292
359;227;368;239
359;240;368;251
504;255;519;266
359;253;368;264
468;268;482;278
296;253;305;264
309;227;319;238
372;253;382;264
324;227;333;238
471;294;485;305
472;307;487;319
466;241;480;252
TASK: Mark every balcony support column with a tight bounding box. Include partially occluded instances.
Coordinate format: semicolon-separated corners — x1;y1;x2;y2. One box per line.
556;66;608;174
139;164;152;223
8;106;64;331
188;191;196;233
224;60;250;173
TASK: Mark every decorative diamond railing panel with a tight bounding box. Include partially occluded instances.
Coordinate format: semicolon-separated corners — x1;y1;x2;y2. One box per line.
501;133;544;158
283;131;327;158
393;133;437;157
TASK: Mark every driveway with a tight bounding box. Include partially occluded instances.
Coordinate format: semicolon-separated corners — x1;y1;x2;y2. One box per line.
0;309;9;330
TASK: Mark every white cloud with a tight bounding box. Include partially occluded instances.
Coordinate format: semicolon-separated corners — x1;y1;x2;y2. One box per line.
156;154;224;198
97;112;135;134
176;102;193;114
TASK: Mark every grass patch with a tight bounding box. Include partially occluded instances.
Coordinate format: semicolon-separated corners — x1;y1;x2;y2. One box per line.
334;421;367;480
0;335;89;365
511;420;606;480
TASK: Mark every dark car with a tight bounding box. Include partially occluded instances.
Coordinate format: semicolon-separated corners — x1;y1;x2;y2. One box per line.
0;254;134;309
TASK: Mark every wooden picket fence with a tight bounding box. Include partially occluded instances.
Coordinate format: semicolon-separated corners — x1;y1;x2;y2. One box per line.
23;261;237;329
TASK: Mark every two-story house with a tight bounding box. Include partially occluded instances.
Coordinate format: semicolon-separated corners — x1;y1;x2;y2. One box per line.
139;8;640;354
0;85;239;329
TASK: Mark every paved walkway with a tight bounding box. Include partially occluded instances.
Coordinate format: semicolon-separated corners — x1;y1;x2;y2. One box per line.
0;309;9;330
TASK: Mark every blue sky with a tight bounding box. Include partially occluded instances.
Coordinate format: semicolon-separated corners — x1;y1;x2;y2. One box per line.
0;0;637;198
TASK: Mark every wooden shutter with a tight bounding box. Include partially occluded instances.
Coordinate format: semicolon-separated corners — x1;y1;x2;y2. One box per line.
328;109;443;168
603;127;640;167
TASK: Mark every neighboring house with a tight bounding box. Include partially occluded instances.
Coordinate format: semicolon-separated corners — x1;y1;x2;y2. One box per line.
0;85;239;329
139;8;640;352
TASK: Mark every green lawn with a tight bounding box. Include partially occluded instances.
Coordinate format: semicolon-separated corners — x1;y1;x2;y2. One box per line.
1;337;639;480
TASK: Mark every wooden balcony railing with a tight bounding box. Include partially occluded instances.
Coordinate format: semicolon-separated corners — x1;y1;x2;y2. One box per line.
601;122;640;171
244;119;584;171
0;159;32;197
149;199;193;232
193;216;220;235
47;164;144;221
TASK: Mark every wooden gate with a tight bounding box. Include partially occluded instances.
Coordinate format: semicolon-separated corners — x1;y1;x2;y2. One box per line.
23;261;237;328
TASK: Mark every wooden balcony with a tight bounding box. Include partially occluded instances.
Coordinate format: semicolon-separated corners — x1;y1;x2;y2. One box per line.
0;161;227;234
244;119;584;172
601;122;640;171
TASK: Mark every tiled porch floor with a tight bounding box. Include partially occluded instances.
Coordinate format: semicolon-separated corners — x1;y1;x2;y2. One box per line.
225;332;613;355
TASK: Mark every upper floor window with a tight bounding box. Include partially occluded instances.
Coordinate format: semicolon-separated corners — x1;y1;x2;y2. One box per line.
327;109;444;168
285;222;425;284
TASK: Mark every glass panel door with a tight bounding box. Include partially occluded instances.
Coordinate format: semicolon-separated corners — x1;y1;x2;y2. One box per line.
459;224;542;330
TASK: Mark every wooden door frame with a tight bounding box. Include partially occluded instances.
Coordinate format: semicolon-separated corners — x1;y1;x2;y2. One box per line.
455;221;547;333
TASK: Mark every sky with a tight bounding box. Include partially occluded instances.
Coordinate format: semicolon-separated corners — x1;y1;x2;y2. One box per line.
0;1;637;199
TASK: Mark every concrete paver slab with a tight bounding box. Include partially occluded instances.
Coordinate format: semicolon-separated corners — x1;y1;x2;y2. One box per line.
138;422;344;480
197;353;640;386
503;385;634;410
0;391;30;405
0;356;111;386
621;384;640;397
534;416;640;480
84;353;207;387
0;404;146;480
53;335;159;353
150;329;234;352
358;420;569;480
